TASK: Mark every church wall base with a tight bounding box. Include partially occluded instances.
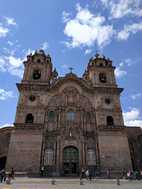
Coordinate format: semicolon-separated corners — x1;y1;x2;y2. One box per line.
98;130;132;172
6;128;42;174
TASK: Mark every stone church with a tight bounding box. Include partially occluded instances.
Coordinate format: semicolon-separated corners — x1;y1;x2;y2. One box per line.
2;50;141;176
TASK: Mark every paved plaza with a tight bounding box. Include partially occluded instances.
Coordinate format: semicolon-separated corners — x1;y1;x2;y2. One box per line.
0;178;142;189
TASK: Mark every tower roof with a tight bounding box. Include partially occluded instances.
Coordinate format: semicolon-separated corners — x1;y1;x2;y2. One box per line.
23;49;52;66
87;53;113;69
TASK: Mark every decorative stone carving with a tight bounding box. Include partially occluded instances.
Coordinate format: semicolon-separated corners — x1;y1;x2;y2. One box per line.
44;149;54;166
87;149;96;165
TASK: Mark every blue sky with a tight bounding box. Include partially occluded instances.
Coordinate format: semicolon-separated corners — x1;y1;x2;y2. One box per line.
0;0;142;127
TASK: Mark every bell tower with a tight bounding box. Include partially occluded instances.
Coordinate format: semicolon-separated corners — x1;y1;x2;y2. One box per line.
82;54;132;172
22;49;53;83
83;53;117;87
6;50;57;174
83;53;124;128
15;50;55;126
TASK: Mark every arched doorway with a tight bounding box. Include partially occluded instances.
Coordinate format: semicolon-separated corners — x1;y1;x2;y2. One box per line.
63;146;79;176
0;156;7;170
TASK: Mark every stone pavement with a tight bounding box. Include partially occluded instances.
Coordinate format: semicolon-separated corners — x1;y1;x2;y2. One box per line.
0;178;142;189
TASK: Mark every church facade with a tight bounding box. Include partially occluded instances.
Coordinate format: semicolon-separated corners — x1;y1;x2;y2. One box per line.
6;50;132;176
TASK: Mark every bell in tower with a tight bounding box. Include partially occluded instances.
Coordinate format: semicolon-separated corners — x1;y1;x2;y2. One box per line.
22;49;53;84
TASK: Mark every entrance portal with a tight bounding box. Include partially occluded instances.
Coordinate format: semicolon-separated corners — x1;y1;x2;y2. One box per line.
63;146;79;176
0;156;7;170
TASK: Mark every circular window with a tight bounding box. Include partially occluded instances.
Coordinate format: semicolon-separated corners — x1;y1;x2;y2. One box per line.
29;95;36;102
105;98;111;105
33;70;41;80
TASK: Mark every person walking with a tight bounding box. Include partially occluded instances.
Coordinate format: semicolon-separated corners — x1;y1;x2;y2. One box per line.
0;169;6;183
89;171;92;182
6;174;11;184
85;169;89;180
80;168;85;179
2;169;6;183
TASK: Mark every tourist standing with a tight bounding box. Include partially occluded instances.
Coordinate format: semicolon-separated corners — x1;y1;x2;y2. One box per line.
106;168;110;179
11;168;15;179
121;168;126;179
40;166;44;177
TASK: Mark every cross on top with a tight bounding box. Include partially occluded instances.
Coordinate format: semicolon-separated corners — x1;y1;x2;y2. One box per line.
95;50;100;58
69;67;74;73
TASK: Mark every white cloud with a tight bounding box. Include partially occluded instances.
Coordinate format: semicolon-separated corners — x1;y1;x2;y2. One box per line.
85;49;92;55
0;17;17;38
7;41;14;46
0;25;9;38
101;0;142;19
0;123;14;128
115;58;134;78
115;67;127;78
41;42;49;51
4;17;17;26
123;108;142;127
0;54;24;78
62;11;71;23
0;57;6;72
63;4;114;48
0;40;51;78
0;88;14;100
131;93;142;100
100;0;109;6
117;22;142;40
7;56;21;67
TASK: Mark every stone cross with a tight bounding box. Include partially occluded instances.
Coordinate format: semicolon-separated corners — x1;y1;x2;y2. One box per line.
69;67;74;73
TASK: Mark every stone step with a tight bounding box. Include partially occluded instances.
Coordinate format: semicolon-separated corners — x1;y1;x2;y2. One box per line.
10;177;142;184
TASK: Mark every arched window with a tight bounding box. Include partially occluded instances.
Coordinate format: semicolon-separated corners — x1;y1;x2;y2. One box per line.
106;116;114;126
63;146;79;162
67;111;75;121
105;98;111;105
25;113;34;123
33;69;41;80
86;112;91;121
99;73;107;83
48;111;56;121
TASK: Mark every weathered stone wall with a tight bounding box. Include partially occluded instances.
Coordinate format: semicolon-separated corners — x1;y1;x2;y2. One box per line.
6;128;42;174
126;127;142;170
0;127;12;158
98;130;132;172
